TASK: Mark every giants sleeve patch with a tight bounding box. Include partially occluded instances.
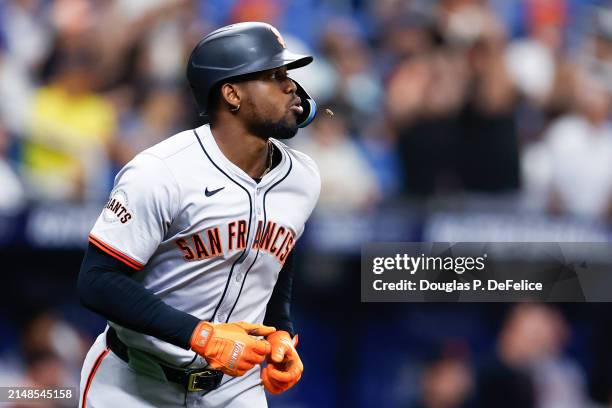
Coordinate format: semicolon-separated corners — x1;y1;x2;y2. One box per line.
103;189;133;224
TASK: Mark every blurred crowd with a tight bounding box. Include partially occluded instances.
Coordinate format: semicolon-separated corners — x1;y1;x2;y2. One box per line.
2;302;610;408
0;312;89;407
409;303;592;408
1;0;612;223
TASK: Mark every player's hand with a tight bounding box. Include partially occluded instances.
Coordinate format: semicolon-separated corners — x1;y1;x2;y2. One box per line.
261;331;303;394
232;321;277;337
190;321;276;377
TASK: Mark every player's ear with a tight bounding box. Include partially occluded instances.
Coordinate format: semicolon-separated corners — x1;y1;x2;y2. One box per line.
220;83;241;112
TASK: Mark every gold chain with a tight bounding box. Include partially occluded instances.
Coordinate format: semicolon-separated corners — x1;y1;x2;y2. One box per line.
261;140;274;178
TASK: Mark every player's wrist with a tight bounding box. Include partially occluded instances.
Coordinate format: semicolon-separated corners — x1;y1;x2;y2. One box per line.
190;321;214;352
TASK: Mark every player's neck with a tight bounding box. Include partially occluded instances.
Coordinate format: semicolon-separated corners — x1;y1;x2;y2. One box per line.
210;122;269;179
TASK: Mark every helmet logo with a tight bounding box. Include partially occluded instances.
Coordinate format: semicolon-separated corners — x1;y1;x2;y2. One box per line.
270;26;286;49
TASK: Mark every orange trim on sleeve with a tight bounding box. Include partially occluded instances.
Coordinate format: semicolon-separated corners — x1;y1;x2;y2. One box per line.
88;235;144;271
81;348;110;408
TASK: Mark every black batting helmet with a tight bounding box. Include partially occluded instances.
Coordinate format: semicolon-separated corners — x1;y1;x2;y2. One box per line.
186;22;317;128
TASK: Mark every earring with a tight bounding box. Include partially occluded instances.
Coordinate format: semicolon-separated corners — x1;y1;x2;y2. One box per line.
230;104;240;112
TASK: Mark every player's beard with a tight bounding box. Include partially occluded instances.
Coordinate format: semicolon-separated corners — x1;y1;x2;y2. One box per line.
248;117;298;140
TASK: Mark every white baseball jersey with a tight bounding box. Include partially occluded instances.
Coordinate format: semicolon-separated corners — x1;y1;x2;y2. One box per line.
88;124;320;367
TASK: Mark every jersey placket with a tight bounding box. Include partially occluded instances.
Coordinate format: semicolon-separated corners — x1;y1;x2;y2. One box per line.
198;129;287;324
215;185;264;323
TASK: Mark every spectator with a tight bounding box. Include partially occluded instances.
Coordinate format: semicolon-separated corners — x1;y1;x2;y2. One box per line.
1;0;51;71
0;0;49;136
112;84;185;165
319;17;383;130
477;303;588;408
291;108;380;210
505;0;566;106
22;47;117;202
411;344;474;408
387;0;520;196
387;49;466;196
522;69;612;221
441;0;520;193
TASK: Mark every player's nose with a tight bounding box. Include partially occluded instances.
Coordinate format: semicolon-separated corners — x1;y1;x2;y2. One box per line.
286;79;298;94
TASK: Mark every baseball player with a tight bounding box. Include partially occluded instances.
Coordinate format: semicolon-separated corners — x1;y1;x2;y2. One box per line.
77;22;320;407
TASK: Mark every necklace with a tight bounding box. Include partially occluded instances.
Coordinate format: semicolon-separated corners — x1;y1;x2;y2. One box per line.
260;140;274;178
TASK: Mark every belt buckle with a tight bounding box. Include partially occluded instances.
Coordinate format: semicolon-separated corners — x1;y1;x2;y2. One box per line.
186;369;221;392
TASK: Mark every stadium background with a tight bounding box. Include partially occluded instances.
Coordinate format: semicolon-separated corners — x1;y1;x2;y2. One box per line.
2;0;612;406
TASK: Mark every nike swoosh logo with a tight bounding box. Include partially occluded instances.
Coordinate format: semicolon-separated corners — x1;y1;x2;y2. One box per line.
205;187;225;197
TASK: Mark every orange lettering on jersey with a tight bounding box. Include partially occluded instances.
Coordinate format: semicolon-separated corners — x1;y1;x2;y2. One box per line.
237;220;247;249
176;238;195;261
177;219;294;265
192;233;211;258
208;227;222;256
228;221;237;251
261;221;277;251
252;221;265;249
269;226;285;254
278;234;295;264
275;232;290;258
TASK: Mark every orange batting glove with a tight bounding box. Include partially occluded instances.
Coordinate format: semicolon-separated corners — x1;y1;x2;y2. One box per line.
261;331;303;394
190;321;275;377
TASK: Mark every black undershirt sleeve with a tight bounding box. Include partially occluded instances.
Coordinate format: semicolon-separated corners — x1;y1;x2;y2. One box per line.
77;243;200;349
263;251;295;336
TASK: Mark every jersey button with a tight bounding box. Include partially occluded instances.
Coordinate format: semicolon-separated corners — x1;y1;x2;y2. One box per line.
235;273;243;282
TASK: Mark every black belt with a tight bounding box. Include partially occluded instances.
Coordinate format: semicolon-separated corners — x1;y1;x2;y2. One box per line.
105;327;223;392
